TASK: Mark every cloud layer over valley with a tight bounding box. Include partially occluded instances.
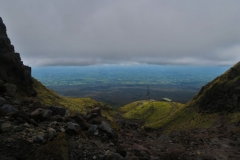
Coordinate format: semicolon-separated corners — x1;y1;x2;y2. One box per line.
1;0;240;66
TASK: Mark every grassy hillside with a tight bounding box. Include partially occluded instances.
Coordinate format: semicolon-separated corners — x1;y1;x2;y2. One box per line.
120;100;221;132
33;78;115;120
162;106;240;133
160;106;218;132
120;100;183;128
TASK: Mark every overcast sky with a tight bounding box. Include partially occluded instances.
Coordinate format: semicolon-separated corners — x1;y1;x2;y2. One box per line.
1;0;240;66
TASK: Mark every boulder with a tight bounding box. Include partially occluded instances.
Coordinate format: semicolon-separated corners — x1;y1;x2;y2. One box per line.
116;149;127;158
106;153;125;160
33;135;44;143
60;127;65;133
70;115;88;130
50;115;64;122
99;121;113;137
29;101;42;109
28;118;38;127
86;112;98;120
0;80;4;87
1;104;18;113
91;107;101;115
47;127;56;140
0;80;4;92
42;109;52;119
4;83;16;96
64;117;76;123
132;143;151;154
1;122;12;132
88;125;98;136
65;110;70;117
30;108;44;121
67;122;80;133
13;125;24;132
13;99;21;105
12;110;29;120
48;106;69;116
16;117;24;123
0;97;6;106
116;119;126;127
23;122;30;128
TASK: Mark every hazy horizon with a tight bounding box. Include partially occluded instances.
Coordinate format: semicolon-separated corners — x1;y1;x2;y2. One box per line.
32;65;229;106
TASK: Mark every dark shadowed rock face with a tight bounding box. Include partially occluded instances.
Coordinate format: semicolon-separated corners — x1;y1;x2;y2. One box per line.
0;17;36;96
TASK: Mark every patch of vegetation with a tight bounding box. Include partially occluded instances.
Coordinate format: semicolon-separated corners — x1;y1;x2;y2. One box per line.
111;121;120;131
120;100;219;132
120;100;184;128
119;101;145;113
229;112;240;123
123;101;172;121
161;107;218;132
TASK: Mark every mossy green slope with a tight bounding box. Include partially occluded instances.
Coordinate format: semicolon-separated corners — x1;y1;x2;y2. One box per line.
33;78;114;119
160;106;218;132
120;100;218;132
120;100;184;128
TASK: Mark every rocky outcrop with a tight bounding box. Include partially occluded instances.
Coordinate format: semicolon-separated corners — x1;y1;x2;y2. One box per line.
1;93;240;160
0;17;36;96
189;61;240;113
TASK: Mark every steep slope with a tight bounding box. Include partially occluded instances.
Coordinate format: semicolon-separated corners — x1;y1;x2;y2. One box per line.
0;17;36;96
188;61;240;113
161;62;240;131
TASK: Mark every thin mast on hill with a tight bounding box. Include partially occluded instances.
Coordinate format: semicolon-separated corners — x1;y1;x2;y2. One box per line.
146;86;150;101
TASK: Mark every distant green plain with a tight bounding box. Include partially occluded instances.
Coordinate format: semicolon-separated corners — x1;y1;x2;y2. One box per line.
32;65;228;107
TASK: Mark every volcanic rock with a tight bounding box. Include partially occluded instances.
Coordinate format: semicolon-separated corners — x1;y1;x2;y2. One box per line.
13;125;24;132
4;83;16;96
0;17;36;96
42;109;52;119
1;104;18;113
1;122;12;132
48;106;69;116
99;121;113;137
0;97;6;106
106;153;125;160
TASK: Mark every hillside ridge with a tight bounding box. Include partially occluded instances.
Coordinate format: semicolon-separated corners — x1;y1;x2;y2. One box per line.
188;61;240;112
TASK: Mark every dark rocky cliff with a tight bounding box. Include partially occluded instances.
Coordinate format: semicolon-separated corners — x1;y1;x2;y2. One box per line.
0;17;36;96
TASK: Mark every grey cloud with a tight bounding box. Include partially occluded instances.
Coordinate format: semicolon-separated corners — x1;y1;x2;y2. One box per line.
0;0;240;66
